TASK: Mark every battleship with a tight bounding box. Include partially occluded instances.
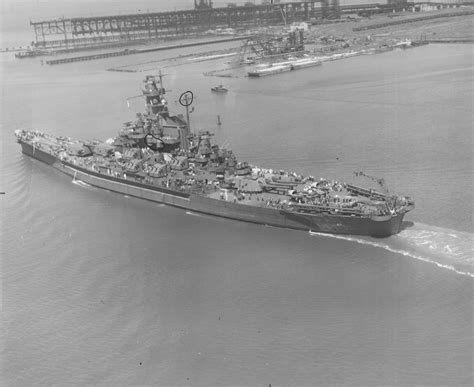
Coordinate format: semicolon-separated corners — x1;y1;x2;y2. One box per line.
15;74;414;237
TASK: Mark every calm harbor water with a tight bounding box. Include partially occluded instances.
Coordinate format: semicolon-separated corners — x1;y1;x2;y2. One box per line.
1;7;473;386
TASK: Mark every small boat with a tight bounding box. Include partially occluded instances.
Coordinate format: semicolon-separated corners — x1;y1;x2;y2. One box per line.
394;39;412;49
240;58;256;65
15;49;43;59
211;85;228;93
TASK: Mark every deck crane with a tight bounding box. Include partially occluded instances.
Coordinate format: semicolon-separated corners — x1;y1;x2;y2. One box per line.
353;171;390;194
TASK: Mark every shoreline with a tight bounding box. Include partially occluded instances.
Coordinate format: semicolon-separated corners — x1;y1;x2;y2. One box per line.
3;7;473;76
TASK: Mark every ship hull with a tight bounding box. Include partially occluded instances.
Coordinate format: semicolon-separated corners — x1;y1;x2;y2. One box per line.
18;140;406;237
20;141;57;165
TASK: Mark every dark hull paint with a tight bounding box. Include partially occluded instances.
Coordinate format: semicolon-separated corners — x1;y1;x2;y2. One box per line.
20;141;57;165
19;140;406;237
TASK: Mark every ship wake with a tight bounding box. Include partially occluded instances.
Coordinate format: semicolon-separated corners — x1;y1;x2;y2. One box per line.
310;223;474;278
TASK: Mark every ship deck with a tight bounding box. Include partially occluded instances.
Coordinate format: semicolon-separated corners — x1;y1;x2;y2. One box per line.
207;190;289;209
15;128;413;229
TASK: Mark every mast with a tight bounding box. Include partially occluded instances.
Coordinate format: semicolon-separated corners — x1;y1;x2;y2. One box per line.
178;91;194;152
185;98;191;133
158;70;164;91
182;97;191;152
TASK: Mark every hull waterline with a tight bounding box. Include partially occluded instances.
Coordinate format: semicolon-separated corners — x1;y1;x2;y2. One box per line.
18;140;407;237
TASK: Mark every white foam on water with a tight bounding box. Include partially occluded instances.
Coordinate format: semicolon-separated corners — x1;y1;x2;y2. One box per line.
185;211;230;223
309;224;474;278
185;211;207;218
264;224;279;229
71;180;91;188
397;223;473;263
185;211;222;222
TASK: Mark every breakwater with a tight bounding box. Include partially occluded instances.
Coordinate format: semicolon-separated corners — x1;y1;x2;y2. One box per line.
45;36;248;65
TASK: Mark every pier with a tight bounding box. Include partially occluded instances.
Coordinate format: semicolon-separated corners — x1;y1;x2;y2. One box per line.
29;1;343;51
4;1;418;56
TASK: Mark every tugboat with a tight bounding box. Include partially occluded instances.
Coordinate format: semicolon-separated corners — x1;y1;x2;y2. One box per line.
211;85;228;93
15;73;414;237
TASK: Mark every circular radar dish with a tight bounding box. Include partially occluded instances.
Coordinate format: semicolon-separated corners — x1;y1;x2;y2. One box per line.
179;91;194;107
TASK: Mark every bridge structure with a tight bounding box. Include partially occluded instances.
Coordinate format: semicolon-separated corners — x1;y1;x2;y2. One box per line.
30;1;341;50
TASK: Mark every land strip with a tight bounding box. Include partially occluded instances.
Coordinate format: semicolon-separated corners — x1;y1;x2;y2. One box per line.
353;9;474;31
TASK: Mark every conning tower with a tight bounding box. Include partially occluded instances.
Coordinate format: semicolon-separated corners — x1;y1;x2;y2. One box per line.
142;74;169;118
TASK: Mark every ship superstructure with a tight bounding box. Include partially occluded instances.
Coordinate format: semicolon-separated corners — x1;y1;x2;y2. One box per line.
15;75;414;237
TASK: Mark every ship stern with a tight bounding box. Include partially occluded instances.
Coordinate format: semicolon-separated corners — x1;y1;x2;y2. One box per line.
369;213;407;237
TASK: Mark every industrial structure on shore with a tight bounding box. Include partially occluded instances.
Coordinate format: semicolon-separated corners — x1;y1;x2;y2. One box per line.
27;1;408;52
